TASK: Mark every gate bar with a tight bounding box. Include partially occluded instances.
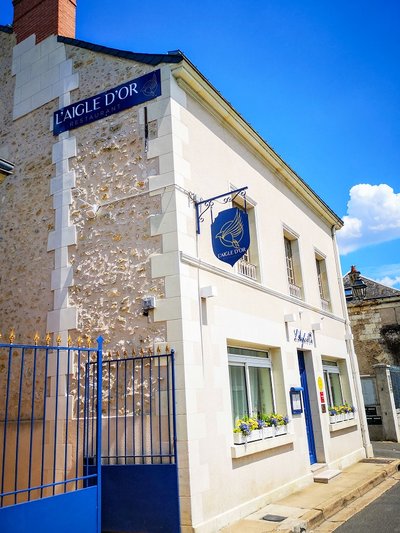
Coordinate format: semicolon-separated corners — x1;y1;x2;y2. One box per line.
96;336;103;533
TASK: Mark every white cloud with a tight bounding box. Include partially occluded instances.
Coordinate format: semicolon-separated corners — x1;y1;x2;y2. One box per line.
375;276;400;288
337;183;400;254
363;263;400;289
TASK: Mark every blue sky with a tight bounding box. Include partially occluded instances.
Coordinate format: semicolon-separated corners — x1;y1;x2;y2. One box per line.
2;1;400;286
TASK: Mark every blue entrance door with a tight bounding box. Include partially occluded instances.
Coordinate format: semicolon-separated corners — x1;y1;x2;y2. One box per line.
298;351;317;464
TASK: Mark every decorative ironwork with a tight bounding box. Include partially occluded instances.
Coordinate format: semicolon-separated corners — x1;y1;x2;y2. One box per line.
8;330;15;344
194;186;248;234
0;337;102;510
33;332;40;346
56;334;62;346
237;258;257;279
45;333;51;346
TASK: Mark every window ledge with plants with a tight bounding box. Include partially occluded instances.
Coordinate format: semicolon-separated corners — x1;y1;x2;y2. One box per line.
328;404;357;432
232;414;292;458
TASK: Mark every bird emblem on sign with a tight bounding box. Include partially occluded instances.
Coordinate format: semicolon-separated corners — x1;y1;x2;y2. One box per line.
141;73;159;97
216;209;244;248
211;207;250;266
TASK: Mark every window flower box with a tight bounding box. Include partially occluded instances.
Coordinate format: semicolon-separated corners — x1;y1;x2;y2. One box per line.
262;426;275;439
328;404;356;424
233;414;289;445
233;433;248;445
275;425;288;437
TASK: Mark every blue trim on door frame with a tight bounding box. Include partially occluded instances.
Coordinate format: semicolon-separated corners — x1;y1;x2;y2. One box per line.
297;351;317;464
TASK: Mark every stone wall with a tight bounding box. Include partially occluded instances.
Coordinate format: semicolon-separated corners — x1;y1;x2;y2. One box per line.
0;31;54;343
66;44;167;351
349;298;400;374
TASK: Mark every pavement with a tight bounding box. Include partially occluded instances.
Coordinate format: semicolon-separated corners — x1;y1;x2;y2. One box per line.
219;442;400;533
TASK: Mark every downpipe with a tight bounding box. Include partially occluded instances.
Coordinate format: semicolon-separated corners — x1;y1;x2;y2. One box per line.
331;226;373;458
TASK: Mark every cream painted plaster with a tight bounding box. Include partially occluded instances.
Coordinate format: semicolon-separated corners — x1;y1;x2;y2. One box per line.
143;73;367;531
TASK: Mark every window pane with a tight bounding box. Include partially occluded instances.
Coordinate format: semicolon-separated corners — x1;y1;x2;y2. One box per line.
248;366;273;415
229;365;248;423
323;371;332;406
228;347;268;359
284;238;295;285
330;373;343;406
361;378;378;406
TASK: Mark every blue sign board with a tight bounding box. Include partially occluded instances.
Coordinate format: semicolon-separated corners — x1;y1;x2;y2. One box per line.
53;69;161;135
211;207;250;266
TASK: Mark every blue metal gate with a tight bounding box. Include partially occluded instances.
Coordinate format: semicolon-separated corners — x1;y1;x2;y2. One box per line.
0;336;103;533
85;349;180;533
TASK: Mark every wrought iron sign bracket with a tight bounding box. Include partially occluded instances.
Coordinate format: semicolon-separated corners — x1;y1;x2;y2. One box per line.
194;186;248;234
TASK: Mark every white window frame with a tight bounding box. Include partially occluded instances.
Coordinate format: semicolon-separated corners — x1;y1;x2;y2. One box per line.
283;226;303;299
230;185;260;281
323;360;344;407
228;347;276;419
315;250;331;311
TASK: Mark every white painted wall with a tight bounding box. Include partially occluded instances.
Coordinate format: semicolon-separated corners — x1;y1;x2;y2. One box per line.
148;70;367;532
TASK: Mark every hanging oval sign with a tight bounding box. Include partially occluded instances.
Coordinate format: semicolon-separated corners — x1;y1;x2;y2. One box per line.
211;207;250;266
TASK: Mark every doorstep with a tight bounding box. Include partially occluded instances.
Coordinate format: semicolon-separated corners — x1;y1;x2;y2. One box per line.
313;469;341;484
219;458;400;532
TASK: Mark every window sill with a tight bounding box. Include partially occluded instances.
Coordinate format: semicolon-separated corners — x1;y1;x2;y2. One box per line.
329;419;358;433
231;434;294;459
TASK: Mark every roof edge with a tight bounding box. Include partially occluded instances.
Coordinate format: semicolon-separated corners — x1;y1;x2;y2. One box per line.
172;59;343;229
57;36;184;66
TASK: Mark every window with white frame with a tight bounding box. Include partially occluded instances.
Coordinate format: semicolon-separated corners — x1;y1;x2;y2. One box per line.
323;360;344;407
315;253;331;311
283;230;303;299
228;346;274;424
232;194;259;281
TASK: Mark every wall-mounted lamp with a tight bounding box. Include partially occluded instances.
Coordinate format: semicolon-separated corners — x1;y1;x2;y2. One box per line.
200;286;217;298
142;296;156;316
284;313;297;323
348;266;367;300
311;322;323;331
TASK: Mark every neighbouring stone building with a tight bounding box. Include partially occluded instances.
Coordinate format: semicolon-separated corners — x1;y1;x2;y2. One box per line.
344;270;400;373
344;269;400;441
0;1;372;532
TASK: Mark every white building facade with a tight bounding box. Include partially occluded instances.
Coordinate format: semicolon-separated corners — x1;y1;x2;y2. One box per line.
0;2;371;531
